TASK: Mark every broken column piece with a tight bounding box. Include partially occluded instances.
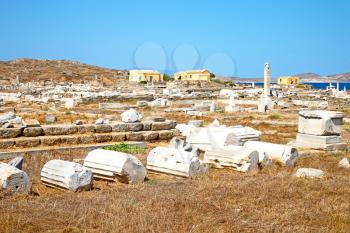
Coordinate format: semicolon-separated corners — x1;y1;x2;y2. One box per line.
186;125;261;151
0;162;31;193
41;160;93;192
84;149;146;184
147;147;208;177
7;156;24;170
244;141;299;167
204;147;260;172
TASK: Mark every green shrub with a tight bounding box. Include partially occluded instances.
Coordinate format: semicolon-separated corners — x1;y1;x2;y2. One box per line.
268;114;284;120
103;143;145;154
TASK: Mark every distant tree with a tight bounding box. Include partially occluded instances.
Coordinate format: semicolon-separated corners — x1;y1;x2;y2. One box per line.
210;72;216;78
163;73;172;81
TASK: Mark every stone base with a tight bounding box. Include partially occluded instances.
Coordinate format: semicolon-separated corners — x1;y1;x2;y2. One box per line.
294;133;347;151
258;96;273;113
225;105;240;113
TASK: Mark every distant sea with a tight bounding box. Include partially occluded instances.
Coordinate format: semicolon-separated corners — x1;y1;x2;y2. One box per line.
251;82;350;90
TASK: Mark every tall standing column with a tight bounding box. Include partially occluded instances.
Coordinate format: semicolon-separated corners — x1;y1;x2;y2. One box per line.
264;62;270;97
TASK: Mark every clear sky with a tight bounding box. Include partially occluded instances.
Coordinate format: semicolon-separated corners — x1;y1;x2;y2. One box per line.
1;0;349;77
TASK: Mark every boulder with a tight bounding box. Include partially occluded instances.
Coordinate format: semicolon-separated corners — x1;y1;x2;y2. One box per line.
84;149;146;184
339;158;350;169
295;168;324;178
41;160;93;192
0;162;31;193
121;109;142;123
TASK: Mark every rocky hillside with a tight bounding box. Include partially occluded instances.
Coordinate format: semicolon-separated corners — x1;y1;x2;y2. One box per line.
295;72;350;82
0;58;129;85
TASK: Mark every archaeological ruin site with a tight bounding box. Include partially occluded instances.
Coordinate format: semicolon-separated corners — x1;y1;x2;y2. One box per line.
0;58;349;232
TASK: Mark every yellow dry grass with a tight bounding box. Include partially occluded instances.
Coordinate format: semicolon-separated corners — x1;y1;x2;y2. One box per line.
0;110;349;233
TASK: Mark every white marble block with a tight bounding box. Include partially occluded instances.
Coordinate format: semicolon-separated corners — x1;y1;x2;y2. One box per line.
0;162;31;193
295;168;324;178
64;98;76;109
204;147;260;172
339;158;350;169
147;147;208;177
244;141;298;167
298;110;343;136
186;125;261;150
84;149;146;184
41;160;93;192
121;108;142;123
294;133;346;150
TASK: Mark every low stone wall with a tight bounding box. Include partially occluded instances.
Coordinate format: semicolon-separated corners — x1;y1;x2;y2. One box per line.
0;120;176;138
0;120;178;149
0;129;178;149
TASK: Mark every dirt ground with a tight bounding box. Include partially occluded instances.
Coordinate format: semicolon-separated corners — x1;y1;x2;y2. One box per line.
1;109;350;233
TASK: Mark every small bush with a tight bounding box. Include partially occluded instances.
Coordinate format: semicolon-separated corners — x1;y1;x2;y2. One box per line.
103;143;145;154
268;114;284;120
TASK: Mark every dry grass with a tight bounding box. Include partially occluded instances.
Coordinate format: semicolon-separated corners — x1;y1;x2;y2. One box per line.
1;110;349;232
1;147;350;232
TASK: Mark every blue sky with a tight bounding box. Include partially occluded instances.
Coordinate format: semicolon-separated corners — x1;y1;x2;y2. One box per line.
0;0;349;77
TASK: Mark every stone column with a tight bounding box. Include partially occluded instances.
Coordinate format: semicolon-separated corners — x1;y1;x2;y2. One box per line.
264;63;270;97
258;62;273;112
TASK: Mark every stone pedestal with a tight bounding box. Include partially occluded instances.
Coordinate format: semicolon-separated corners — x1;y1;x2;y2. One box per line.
294;133;347;150
294;110;346;151
258;96;273;113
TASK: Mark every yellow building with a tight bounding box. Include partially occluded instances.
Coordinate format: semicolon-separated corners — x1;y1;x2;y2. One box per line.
129;70;163;82
278;76;300;85
174;70;211;81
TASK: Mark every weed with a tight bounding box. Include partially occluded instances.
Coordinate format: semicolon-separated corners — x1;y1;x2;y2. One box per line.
103;143;145;154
